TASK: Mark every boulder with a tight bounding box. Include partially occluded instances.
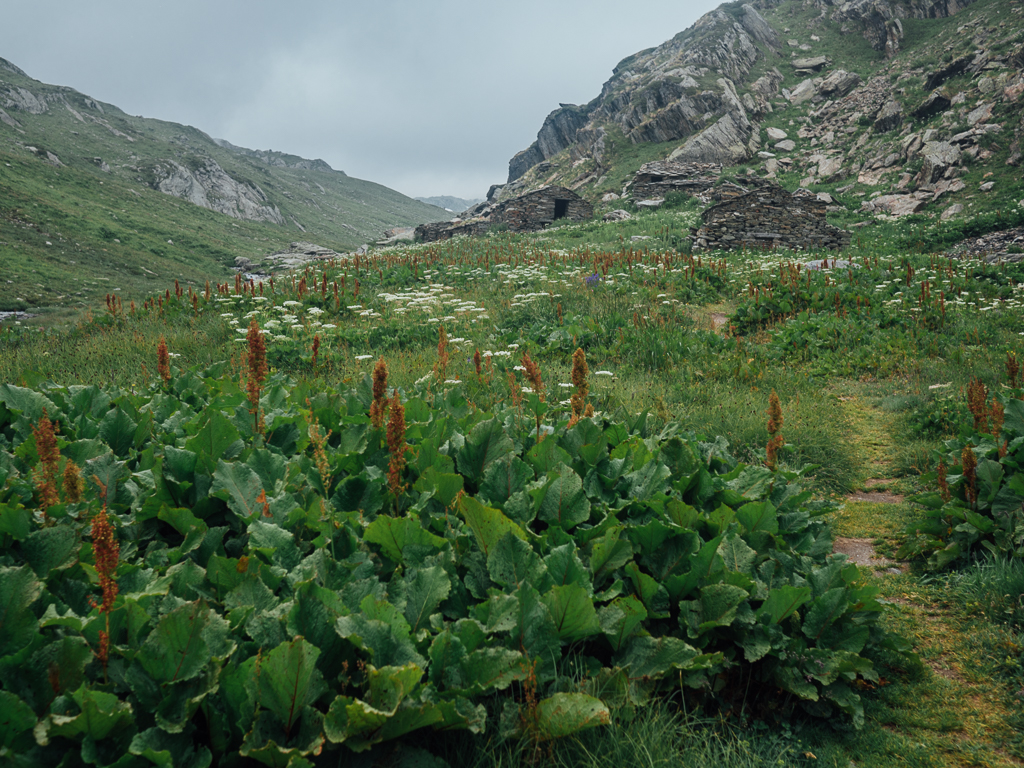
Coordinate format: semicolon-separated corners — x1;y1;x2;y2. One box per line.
788;79;819;105
940;203;964;220
636;199;665;209
967;102;994;126
873;100;903;134
912;91;951;120
603;209;633;222
775;139;796;152
792;56;829;72
767;127;788;141
817;157;845;181
818;69;861;98
861;195;925;216
601;192;620;202
918;141;961;184
980;181;995;191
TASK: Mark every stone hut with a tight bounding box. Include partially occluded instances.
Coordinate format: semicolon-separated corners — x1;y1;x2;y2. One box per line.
692;181;850;252
628;161;722;201
415;186;592;242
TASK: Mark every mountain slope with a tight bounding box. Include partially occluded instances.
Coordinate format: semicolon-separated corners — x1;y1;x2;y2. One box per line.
0;57;448;312
502;0;1024;227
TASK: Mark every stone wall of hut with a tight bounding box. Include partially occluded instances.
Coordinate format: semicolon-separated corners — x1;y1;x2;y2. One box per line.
692;185;850;252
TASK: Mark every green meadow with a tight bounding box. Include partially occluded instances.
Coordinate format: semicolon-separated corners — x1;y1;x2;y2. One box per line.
1;200;1023;767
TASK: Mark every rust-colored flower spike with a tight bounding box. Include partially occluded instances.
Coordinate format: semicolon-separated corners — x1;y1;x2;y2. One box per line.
766;390;784;471
89;494;119;675
967;378;989;433
311;334;321;368
387;390;409;501
1007;351;1020;389
569;347;589;424
157;336;171;384
992;398;1005;454
63;459;85;504
369;357;389;429
32;409;60;510
962;444;978;507
937;461;951;503
246;319;268;433
521;351;545;402
473;349;482;378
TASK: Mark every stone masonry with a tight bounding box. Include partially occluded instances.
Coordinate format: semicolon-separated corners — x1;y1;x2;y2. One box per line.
628;161;722;201
692;180;850;252
415;186;593;242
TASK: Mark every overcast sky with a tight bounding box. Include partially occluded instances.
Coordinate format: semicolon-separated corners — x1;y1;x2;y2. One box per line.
2;1;721;199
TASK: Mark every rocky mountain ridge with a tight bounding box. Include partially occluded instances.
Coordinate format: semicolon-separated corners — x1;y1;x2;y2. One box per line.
501;0;1024;228
0;57;449;310
0;58;446;244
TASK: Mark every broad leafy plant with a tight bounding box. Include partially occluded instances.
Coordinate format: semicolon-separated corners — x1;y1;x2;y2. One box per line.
0;357;907;767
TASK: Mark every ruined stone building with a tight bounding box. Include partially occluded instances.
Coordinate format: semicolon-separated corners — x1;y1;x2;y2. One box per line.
628;161;722;201
692;180;850;252
415;186;593;243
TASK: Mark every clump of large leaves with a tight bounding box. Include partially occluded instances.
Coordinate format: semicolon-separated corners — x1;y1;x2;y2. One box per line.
0;364;908;767
900;393;1024;568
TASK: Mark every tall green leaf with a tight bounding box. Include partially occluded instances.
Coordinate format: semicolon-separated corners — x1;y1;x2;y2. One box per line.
487;533;546;592
456;418;513;482
533;693;610;740
402;566;451;634
537;466;591;530
0;566;41;656
542;583;600;642
459;495;526;558
259;637;326;735
364;515;447;564
212;460;264;521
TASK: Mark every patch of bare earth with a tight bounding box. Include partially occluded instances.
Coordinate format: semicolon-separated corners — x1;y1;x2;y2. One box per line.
833;536;902;574
847;478;904;504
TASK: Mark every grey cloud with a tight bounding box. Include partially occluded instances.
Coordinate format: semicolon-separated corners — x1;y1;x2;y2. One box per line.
2;0;721;198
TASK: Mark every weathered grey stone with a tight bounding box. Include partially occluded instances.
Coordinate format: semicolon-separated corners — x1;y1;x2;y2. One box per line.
740;4;780;49
767;127;788;141
912;91;951;119
788;79;819;105
918;141;962;184
818;69;861;98
873;100;903;133
668;111;754;165
861;195;924;216
941;203;964;220
793;56;829;72
967;102;994;126
775;139;796;151
636;199;665;209
152;158;285;224
980;181;995;191
601;192;620;202
817;157;845;181
603;209;632;222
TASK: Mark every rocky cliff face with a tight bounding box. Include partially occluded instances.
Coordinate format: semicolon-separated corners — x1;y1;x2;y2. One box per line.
505;0;993;201
151;158;286;224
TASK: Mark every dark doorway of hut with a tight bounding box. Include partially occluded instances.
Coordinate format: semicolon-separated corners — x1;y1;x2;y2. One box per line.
554;199;570;220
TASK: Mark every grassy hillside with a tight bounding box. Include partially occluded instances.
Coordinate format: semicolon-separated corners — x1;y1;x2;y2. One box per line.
0;58;449;314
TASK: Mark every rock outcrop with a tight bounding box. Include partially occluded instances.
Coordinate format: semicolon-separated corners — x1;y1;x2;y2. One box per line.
151;158;285;225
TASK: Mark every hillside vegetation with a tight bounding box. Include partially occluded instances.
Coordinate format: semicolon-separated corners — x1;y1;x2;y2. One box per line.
0;58;448;314
2;199;1024;766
